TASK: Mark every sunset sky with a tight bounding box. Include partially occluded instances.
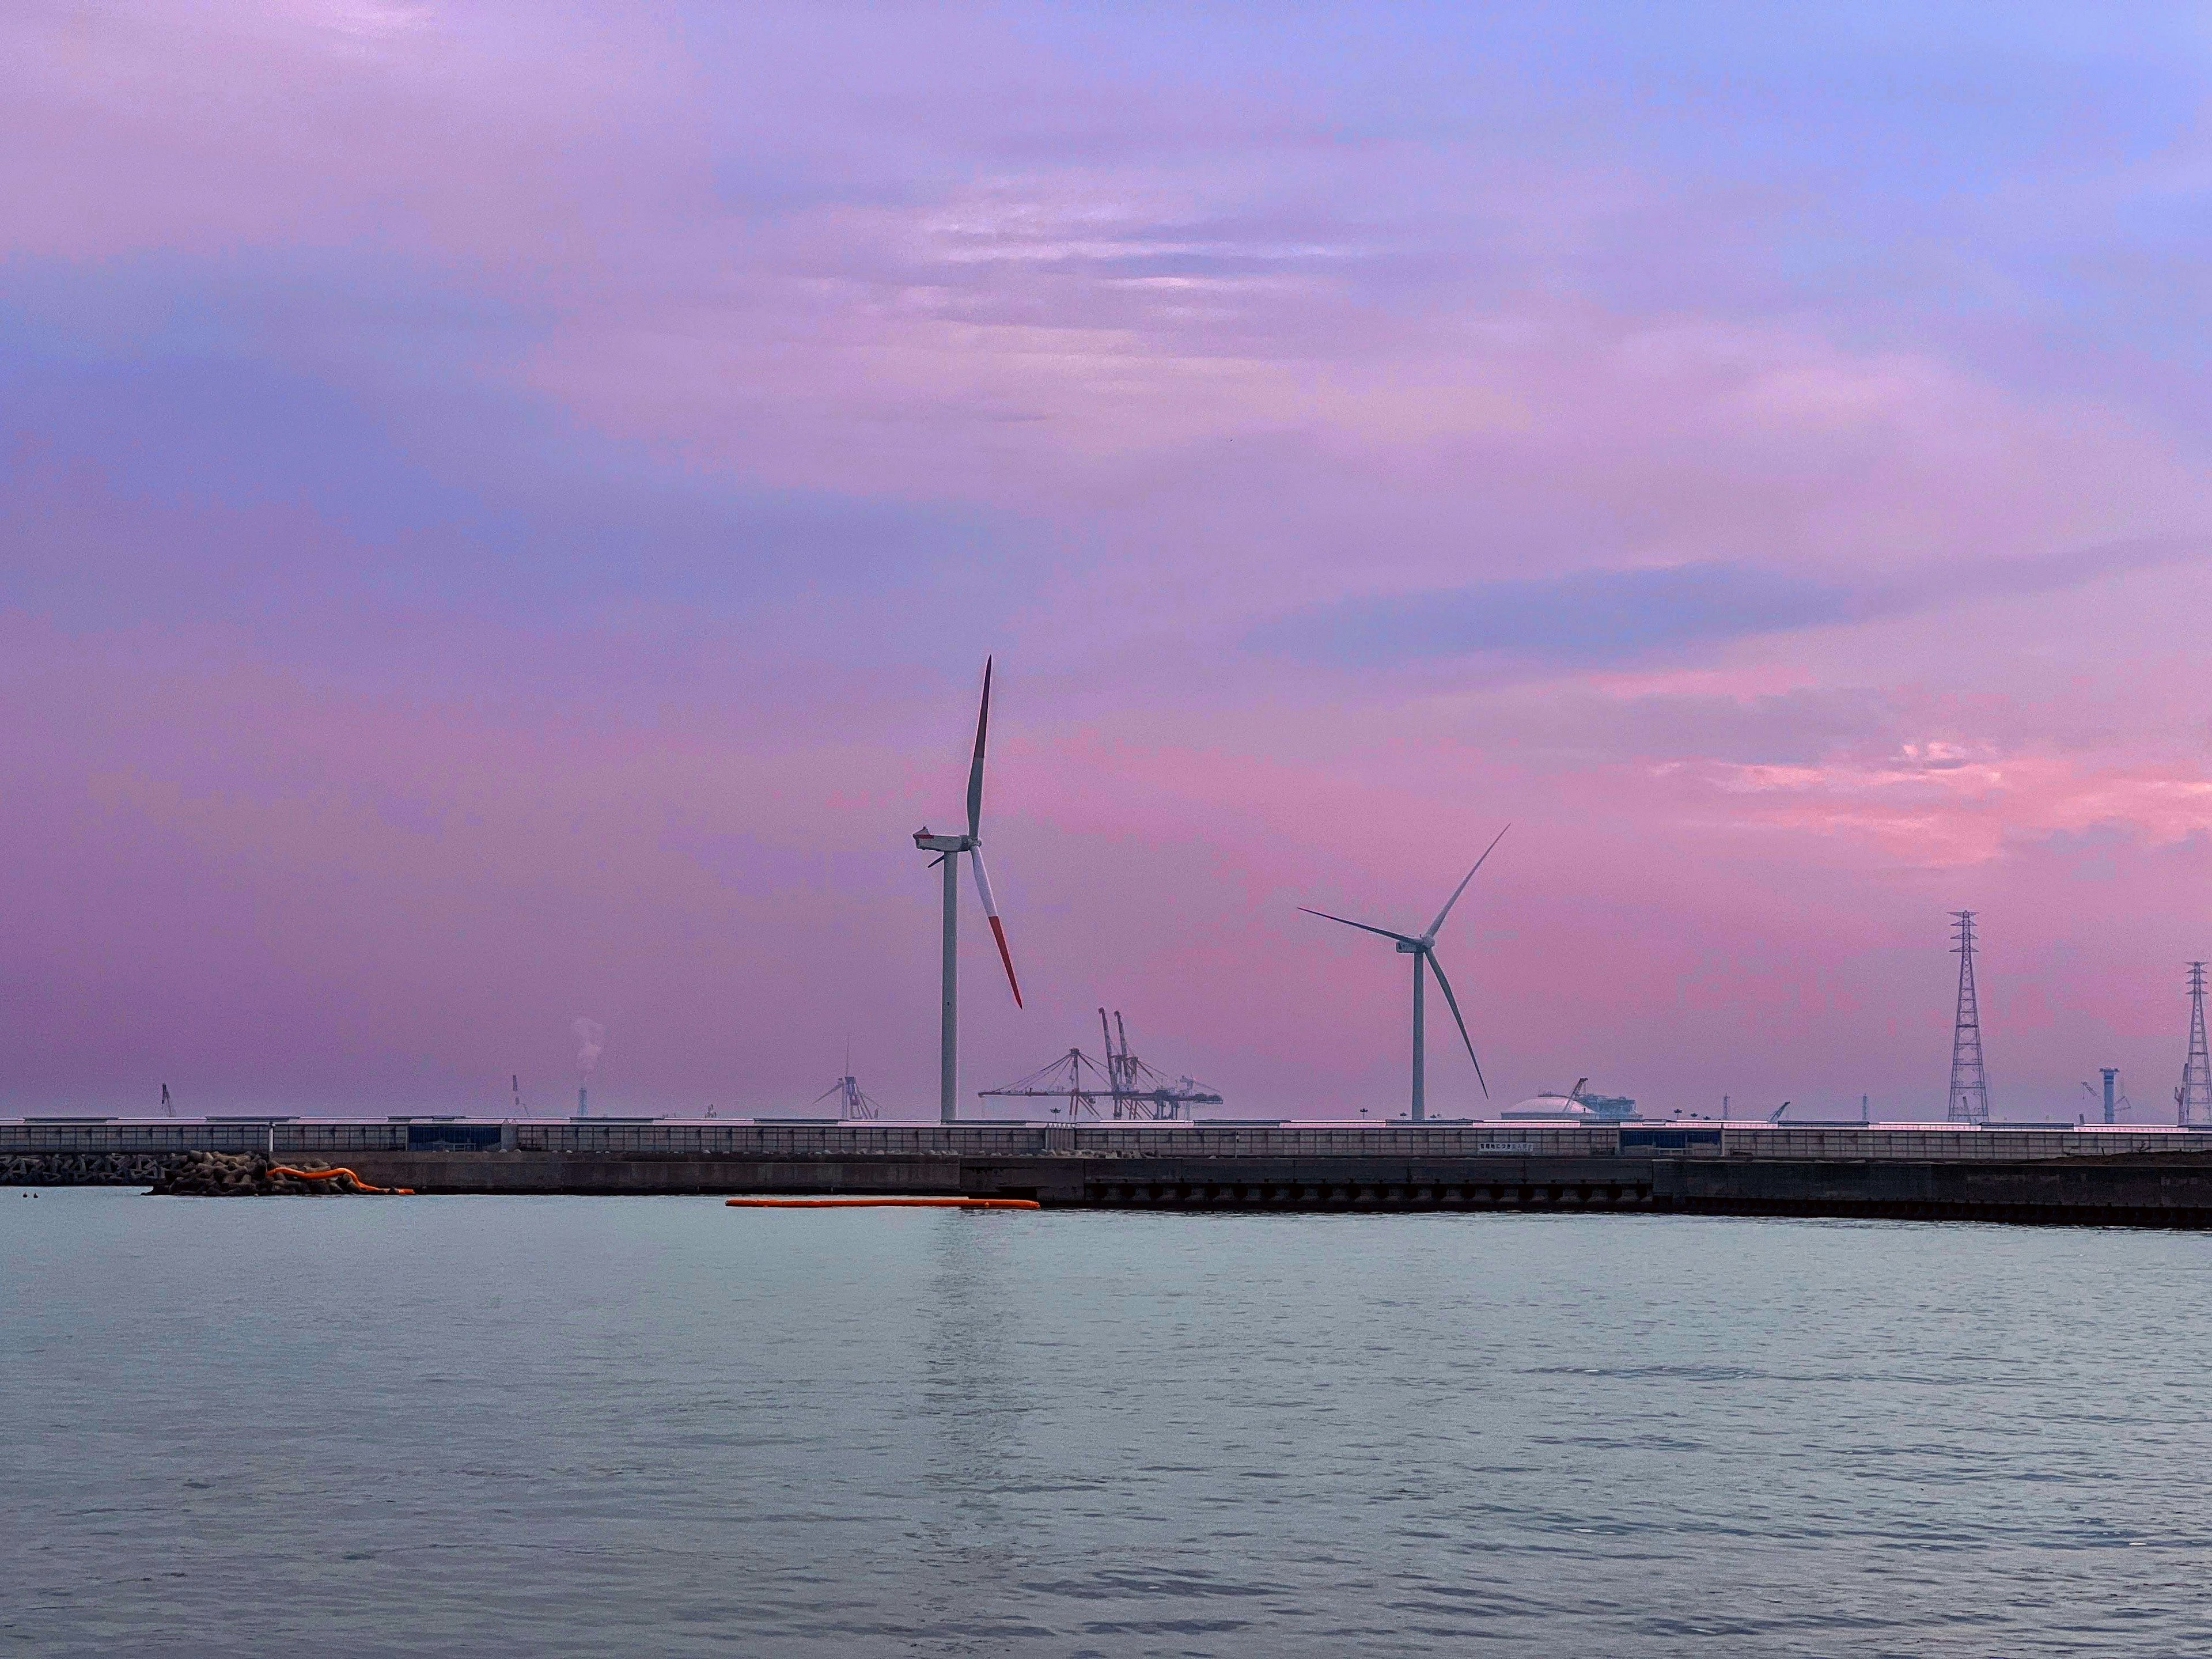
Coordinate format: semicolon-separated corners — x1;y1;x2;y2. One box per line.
8;2;2212;1120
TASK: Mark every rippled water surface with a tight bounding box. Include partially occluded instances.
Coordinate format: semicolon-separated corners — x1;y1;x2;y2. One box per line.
6;1190;2211;1656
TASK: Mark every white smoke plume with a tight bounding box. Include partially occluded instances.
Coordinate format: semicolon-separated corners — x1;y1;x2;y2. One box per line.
572;1017;605;1077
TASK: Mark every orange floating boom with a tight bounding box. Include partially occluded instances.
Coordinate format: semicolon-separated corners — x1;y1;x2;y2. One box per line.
266;1164;414;1195
724;1196;1039;1210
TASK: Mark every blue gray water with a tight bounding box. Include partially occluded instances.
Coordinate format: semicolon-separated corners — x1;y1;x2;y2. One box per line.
5;1190;2210;1656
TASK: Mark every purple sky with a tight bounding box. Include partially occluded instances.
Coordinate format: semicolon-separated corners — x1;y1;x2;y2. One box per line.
7;2;2212;1120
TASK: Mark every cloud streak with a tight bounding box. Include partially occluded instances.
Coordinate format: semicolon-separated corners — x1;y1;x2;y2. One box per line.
1256;537;2212;669
1257;562;1851;665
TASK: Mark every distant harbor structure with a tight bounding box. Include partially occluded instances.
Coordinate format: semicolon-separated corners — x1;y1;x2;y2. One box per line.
976;1010;1224;1122
572;1017;605;1121
2093;1068;2124;1126
818;1070;884;1122
1502;1077;1638;1122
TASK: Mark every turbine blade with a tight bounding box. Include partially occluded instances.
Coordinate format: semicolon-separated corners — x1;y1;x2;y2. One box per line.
1426;823;1511;938
971;843;1002;916
987;916;1023;1009
1426;948;1487;1098
1297;907;1419;946
970;847;1023;1007
967;656;993;840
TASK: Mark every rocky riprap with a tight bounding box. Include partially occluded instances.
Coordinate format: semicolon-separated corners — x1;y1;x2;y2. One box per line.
149;1152;406;1196
2;1150;406;1195
4;1152;172;1187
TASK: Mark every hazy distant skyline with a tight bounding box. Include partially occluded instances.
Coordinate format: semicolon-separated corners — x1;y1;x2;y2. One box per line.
7;3;2212;1120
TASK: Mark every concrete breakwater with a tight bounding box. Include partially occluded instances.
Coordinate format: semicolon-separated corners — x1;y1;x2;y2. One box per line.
316;1145;2212;1225
9;1122;2212;1224
3;1151;173;1187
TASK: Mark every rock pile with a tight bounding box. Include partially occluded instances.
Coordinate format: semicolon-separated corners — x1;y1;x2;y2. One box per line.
2;1152;171;1187
150;1152;408;1196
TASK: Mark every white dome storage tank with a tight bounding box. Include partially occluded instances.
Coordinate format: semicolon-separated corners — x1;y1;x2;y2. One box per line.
1501;1093;1599;1120
1500;1085;1638;1122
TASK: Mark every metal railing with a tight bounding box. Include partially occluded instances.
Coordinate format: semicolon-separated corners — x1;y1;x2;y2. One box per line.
1713;1125;2206;1161
0;1123;408;1155
510;1122;1623;1158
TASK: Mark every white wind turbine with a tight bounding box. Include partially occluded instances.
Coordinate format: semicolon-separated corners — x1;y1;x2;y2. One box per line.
1301;826;1509;1122
912;658;1024;1123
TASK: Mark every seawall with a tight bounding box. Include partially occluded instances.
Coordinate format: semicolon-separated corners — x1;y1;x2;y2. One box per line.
11;1121;2212;1225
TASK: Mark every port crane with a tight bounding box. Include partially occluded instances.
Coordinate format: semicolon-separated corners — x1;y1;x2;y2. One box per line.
978;1010;1225;1120
816;1046;885;1120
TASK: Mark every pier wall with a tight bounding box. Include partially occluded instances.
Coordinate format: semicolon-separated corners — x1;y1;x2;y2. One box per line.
10;1122;2212;1225
278;1146;2212;1226
7;1120;2206;1160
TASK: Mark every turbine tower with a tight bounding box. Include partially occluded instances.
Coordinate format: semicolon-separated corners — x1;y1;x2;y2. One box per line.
912;659;1024;1123
1946;909;1990;1124
1300;827;1509;1122
2179;962;2212;1128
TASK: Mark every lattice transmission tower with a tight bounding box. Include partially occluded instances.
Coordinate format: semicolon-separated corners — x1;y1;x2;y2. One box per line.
1946;910;1991;1124
2179;963;2212;1128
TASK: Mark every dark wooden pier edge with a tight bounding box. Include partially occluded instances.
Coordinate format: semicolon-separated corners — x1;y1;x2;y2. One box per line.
12;1122;2212;1226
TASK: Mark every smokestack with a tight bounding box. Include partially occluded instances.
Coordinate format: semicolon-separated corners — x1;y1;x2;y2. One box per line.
571;1017;604;1120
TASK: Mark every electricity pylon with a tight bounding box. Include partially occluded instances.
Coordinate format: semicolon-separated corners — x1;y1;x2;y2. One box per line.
1946;910;1990;1124
2179;963;2212;1128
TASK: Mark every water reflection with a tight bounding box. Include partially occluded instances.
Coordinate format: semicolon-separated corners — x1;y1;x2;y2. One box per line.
5;1195;2210;1656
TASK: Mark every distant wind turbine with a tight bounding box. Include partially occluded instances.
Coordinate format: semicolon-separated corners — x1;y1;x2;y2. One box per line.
1300;827;1509;1122
912;658;1024;1123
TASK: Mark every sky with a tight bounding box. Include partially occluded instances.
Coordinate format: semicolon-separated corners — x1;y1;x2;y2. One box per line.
6;1;2212;1122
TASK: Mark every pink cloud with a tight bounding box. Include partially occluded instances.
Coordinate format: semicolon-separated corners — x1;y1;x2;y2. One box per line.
7;3;2212;1127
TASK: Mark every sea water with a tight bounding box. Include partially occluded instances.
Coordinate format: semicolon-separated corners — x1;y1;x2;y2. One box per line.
4;1188;2209;1656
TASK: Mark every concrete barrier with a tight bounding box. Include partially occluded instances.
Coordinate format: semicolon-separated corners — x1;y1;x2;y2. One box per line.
13;1121;2212;1224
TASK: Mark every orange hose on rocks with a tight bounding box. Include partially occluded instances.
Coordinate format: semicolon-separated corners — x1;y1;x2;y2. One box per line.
725;1196;1039;1210
267;1165;415;1195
